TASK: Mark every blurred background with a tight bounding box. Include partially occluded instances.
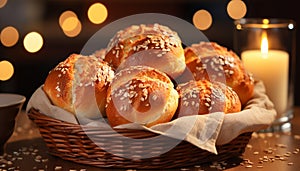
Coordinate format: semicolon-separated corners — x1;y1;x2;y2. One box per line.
0;0;298;108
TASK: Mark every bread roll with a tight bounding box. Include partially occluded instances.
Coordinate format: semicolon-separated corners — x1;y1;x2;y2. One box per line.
106;65;179;127
92;48;106;60
182;41;254;105
104;23;186;79
43;53;115;119
175;80;241;118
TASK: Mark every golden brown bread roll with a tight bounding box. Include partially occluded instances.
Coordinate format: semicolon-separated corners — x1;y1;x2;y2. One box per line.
104;23;186;79
43;53;115;119
106;65;179;127
181;41;254;106
174;80;241;119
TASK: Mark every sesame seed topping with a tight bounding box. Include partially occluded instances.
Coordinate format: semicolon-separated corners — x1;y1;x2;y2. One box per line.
55;85;61;92
152;94;158;101
183;101;189;106
105;23;182;64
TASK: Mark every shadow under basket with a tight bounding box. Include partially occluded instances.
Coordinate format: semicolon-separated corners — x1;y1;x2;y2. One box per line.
27;108;252;169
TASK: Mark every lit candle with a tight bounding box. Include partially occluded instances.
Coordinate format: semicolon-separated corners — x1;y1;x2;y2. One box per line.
241;31;289;117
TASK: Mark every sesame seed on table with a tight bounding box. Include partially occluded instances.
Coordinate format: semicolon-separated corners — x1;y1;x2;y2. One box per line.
1;108;300;171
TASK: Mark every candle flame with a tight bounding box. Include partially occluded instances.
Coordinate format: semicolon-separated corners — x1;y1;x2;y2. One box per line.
261;31;268;58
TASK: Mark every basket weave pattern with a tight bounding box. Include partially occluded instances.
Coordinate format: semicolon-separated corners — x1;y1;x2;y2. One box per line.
28;108;252;169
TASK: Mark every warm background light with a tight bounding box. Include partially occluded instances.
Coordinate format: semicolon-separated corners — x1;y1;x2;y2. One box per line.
61;16;79;32
0;26;19;47
23;32;44;53
192;9;212;30
0;60;14;81
63;20;82;37
59;10;82;37
59;10;77;27
227;0;247;20
0;0;7;8
263;19;269;24
88;3;108;24
260;19;270;29
261;31;269;56
235;24;242;30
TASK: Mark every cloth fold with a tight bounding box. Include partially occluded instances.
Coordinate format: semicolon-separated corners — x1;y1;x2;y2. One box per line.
26;80;276;154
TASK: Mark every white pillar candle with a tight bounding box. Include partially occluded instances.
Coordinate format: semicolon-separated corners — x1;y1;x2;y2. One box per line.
241;50;289;117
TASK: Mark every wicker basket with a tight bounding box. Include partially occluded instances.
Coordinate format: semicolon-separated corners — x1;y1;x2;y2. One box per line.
27;108;252;169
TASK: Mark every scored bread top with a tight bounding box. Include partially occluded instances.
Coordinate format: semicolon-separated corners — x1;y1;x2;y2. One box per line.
106;65;179;127
175;80;241;118
104;23;186;79
183;41;254;105
43;53;115;118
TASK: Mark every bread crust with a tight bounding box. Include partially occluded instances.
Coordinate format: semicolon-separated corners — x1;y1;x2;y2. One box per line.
181;41;254;105
106;65;179;127
104;23;186;79
43;53;115;119
175;80;241;118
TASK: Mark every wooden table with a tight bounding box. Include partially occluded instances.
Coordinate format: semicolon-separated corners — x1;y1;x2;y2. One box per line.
1;108;300;171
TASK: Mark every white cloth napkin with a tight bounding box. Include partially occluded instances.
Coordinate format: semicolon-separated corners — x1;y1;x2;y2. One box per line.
26;80;276;154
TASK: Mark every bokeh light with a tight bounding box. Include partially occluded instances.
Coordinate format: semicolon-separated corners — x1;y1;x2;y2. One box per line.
227;0;247;20
59;10;82;37
288;23;294;30
59;10;77;27
262;19;270;28
0;26;19;47
23;32;44;53
63;19;82;37
0;60;14;81
88;3;108;24
236;23;242;30
61;16;79;32
0;0;7;8
193;9;213;30
262;18;269;24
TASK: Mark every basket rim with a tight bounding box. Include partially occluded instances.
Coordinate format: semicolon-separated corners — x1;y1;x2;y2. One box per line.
27;107;253;169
